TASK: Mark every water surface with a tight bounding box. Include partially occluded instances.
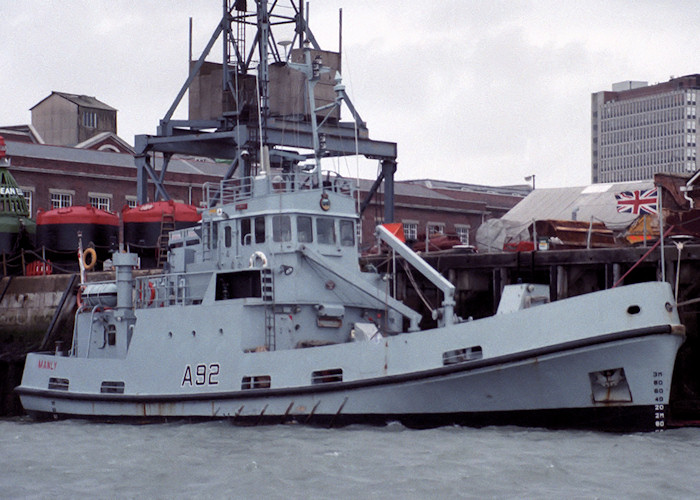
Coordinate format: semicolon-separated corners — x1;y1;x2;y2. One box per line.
2;419;699;498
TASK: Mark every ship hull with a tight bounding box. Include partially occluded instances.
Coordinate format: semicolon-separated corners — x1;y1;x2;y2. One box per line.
17;311;684;432
18;402;667;434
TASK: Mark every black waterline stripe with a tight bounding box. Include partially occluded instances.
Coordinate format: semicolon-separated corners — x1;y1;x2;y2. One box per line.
16;324;681;403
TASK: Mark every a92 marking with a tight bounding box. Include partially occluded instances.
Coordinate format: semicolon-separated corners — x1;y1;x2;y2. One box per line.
182;363;220;386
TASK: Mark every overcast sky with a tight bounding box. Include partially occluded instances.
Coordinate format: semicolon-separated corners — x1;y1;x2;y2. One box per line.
2;1;699;188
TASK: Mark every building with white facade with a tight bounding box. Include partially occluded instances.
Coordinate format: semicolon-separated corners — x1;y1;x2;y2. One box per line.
591;75;699;183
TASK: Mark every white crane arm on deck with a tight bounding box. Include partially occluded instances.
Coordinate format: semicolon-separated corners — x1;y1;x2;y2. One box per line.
375;224;456;327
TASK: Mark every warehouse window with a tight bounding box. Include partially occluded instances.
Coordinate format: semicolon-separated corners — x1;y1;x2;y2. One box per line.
50;192;72;209
403;221;418;241
88;193;112;212
455;225;471;244
83;111;98;128
427;222;445;235
19;187;33;215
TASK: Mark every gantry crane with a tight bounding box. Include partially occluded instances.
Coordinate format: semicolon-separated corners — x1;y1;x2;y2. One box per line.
134;0;398;222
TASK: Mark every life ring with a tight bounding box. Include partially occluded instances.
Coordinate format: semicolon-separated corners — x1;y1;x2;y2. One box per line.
25;260;53;276
249;251;268;268
138;281;156;306
82;248;97;270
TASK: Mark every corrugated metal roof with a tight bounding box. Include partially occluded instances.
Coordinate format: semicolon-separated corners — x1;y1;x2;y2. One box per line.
0;125;43;144
402;179;531;197
74;132;134;154
5;140;223;176
4;139;511;203
504;181;655;231
357;178;455;200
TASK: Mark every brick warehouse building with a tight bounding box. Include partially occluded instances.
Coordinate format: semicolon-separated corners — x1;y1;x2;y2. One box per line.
2;130;221;215
1;93;527;253
2;131;525;251
360;179;527;248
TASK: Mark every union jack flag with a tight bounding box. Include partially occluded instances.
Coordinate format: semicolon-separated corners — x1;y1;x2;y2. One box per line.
615;188;658;215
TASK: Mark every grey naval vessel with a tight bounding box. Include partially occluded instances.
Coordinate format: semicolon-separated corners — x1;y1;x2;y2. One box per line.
15;178;687;431
16;1;685;432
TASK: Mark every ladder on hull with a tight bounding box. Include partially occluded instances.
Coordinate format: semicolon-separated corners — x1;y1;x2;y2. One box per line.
156;213;175;268
261;268;275;351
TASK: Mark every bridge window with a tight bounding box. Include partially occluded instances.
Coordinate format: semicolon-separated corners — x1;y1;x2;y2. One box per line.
241;218;251;245
254;216;266;243
340;220;354;246
273;215;291;242
317;217;336;245
241;217;266;245
298;216;313;243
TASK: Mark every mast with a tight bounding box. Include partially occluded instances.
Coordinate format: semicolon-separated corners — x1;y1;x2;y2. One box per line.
257;0;269;150
134;1;397;222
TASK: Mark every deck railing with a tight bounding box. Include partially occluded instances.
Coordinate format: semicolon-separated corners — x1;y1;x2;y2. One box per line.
203;171;355;208
133;271;210;309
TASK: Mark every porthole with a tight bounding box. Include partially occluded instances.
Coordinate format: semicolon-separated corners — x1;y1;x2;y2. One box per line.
627;305;641;315
242;375;271;390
